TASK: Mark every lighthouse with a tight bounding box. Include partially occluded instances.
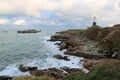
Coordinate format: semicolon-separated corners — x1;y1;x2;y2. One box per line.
93;16;96;26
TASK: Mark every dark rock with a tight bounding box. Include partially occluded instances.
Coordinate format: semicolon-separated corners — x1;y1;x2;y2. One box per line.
104;50;120;59
112;51;118;58
19;65;29;72
19;65;37;72
63;56;70;61
54;43;61;46
53;55;63;59
29;68;68;79
60;42;66;50
17;29;41;33
0;75;12;80
49;34;71;41
47;68;66;79
83;59;104;70
29;69;45;76
53;55;70;61
60;67;82;74
64;51;105;59
104;50;114;58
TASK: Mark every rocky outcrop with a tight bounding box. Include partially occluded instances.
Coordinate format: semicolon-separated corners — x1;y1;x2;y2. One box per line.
53;55;70;61
49;29;106;59
17;29;41;33
60;67;82;74
0;75;12;80
19;65;37;72
18;65;88;79
49;34;71;41
102;50;120;59
64;51;105;59
18;65;68;79
83;59;103;70
60;42;67;50
49;24;120;59
30;68;68;79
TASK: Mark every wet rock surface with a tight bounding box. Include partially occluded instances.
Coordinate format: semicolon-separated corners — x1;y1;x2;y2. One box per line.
0;75;12;80
60;66;82;74
18;65;69;79
19;65;38;72
18;65;88;79
53;55;70;61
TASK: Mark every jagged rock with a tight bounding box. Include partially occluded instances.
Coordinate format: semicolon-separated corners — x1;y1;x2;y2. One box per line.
19;65;37;72
53;55;63;59
29;68;68;79
49;34;71;41
103;50;120;59
60;42;67;50
53;55;70;61
29;69;45;76
18;65;68;79
0;75;12;80
54;43;61;46
19;65;29;72
64;51;105;59
83;59;102;70
60;67;82;74
63;56;70;61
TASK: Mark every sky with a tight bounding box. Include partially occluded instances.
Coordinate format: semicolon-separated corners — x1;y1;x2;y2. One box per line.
0;0;120;29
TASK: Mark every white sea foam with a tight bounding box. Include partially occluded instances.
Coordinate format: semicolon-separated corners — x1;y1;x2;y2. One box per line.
0;64;29;77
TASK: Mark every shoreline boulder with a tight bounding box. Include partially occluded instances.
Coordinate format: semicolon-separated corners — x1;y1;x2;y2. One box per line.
53;55;70;61
19;65;37;72
0;75;12;80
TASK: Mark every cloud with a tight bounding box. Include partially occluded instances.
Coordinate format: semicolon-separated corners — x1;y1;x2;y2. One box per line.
0;18;9;25
13;19;26;26
0;0;58;17
0;0;120;27
57;0;110;19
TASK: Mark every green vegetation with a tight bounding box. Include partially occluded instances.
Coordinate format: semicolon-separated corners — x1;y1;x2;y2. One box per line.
100;39;120;52
62;60;120;80
13;76;49;80
67;29;84;36
96;27;110;41
84;25;101;40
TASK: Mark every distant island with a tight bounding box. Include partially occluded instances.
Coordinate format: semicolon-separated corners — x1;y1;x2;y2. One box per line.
17;29;41;33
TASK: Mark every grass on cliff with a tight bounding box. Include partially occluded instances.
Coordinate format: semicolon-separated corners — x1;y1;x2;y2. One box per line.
13;76;50;80
67;29;84;36
62;60;120;80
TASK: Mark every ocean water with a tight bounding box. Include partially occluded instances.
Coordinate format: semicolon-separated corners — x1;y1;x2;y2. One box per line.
0;29;86;76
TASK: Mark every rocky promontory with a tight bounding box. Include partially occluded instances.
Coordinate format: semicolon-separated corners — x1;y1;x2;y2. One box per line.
49;24;120;59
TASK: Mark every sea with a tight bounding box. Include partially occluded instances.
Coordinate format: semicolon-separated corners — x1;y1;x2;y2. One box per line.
0;28;86;77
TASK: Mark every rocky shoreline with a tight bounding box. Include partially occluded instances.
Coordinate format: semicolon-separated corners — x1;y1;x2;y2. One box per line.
48;30;105;59
0;24;120;80
49;24;120;59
